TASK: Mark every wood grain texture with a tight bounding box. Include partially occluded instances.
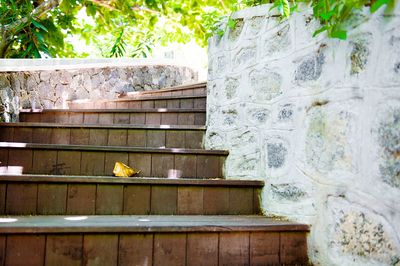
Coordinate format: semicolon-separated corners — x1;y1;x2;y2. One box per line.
151;185;178;215
83;235;118;266
6;235;45;266
119;234;153;266
96;185;123;215
219;233;250;266
280;232;309;265
154;234;186;266
250;232;280;265
37;184;67;215
45;235;83;266
187;233;218;266
6;183;37;215
67;184;96;215
123;185;151;215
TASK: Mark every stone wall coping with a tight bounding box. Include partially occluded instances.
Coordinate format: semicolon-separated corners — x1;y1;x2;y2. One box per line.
0;58;192;72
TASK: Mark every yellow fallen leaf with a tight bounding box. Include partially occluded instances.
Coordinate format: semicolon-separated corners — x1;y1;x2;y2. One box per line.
113;162;141;177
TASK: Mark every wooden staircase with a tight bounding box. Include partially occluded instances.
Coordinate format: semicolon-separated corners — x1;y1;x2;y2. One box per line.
0;82;310;265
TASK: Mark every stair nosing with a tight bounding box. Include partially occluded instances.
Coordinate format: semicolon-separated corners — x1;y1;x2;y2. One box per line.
105;94;207;102
20;108;206;113
0;122;206;131
0;174;264;187
0;142;229;155
0;215;310;234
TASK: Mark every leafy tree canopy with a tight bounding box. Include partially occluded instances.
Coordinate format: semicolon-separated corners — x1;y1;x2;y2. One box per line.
0;0;396;58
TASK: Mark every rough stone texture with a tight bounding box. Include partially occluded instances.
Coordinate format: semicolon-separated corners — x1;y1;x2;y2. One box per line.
0;64;197;122
207;4;400;266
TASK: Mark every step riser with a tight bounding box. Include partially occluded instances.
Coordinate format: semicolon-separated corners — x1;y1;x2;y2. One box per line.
0;148;224;178
0;127;204;149
69;97;206;110
20;112;206;126
0;183;261;215
0;232;308;266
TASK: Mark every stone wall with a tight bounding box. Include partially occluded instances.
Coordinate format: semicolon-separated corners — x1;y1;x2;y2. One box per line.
206;4;400;266
0;63;197;122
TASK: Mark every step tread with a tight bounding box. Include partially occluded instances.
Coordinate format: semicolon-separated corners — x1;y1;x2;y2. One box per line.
136;82;206;94
95;94;206;103
0;174;263;186
20;108;206;113
0;122;206;130
0;142;228;155
0;215;309;234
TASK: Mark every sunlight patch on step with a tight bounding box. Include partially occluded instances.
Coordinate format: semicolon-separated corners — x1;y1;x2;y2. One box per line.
0;218;18;223
64;216;88;221
0;166;24;175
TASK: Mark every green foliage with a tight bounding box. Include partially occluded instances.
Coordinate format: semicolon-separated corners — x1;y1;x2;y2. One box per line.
0;0;397;58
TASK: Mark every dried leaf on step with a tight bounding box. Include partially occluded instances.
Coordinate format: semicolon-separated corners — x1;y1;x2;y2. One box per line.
113;162;141;177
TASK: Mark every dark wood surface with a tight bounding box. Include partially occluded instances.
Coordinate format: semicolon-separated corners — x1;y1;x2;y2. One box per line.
0;175;264;186
0;215;309;234
20;108;206;113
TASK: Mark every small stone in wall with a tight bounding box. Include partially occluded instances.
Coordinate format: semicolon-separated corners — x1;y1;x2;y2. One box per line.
332;209;400;264
378;107;400;188
250;69;282;101
350;34;371;75
294;52;325;83
267;142;288;169
270;184;307;201
234;47;257;68
246;16;265;36
225;78;239;100
263;24;291;57
248;108;270;125
278;104;294;121
222;109;238;126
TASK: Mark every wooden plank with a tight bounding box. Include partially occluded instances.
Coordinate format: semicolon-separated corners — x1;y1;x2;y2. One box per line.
151;154;174;177
54;112;69;123
229;188;254;215
13;127;32;143
203;187;229;215
114;113;130;124
123;185;151;215
166;131;185;148
70;128;90;145
0;127;13;141
219;233;250;266
167;99;180;108
187;233;218;266
174;155;196;178
129;153;151;177
6;183;37;215
151;185;177;215
8;149;33;173
154;100;167;108
146;113;161;125
57;151;81;175
83;235;118;266
0;236;5;266
67;184;96;215
180;99;194;109
141;100;154;109
146;130;165;148
98;113;114;125
89;129;108;145
0;149;8;173
6;235;45;266
127;129;146;147
280;232;308;265
177;113;195;125
96;185;123;215
37;184;67;215
194;113;206;125
119;234;153;266
69;113;84;124
185;131;203;149
45;235;83;266
130;113;145;124
104;152;129;177
84;113;99;124
194;98;206;108
32;150;57;175
32;127;52;144
51;128;71;144
108;129;127;146
0;184;5;215
161;113;178;125
154;233;186;266
254;188;262;215
178;186;203;215
197;155;220;178
250;232;280;265
81;152;105;176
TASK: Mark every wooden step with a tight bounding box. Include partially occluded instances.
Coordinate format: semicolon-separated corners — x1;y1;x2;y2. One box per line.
0;142;227;178
0;123;205;149
0;175;263;215
125;81;207;97
0;215;309;266
68;95;207;110
19;108;206;126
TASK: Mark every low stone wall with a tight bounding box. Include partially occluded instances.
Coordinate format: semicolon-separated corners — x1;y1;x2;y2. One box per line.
0;61;197;122
207;4;400;266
